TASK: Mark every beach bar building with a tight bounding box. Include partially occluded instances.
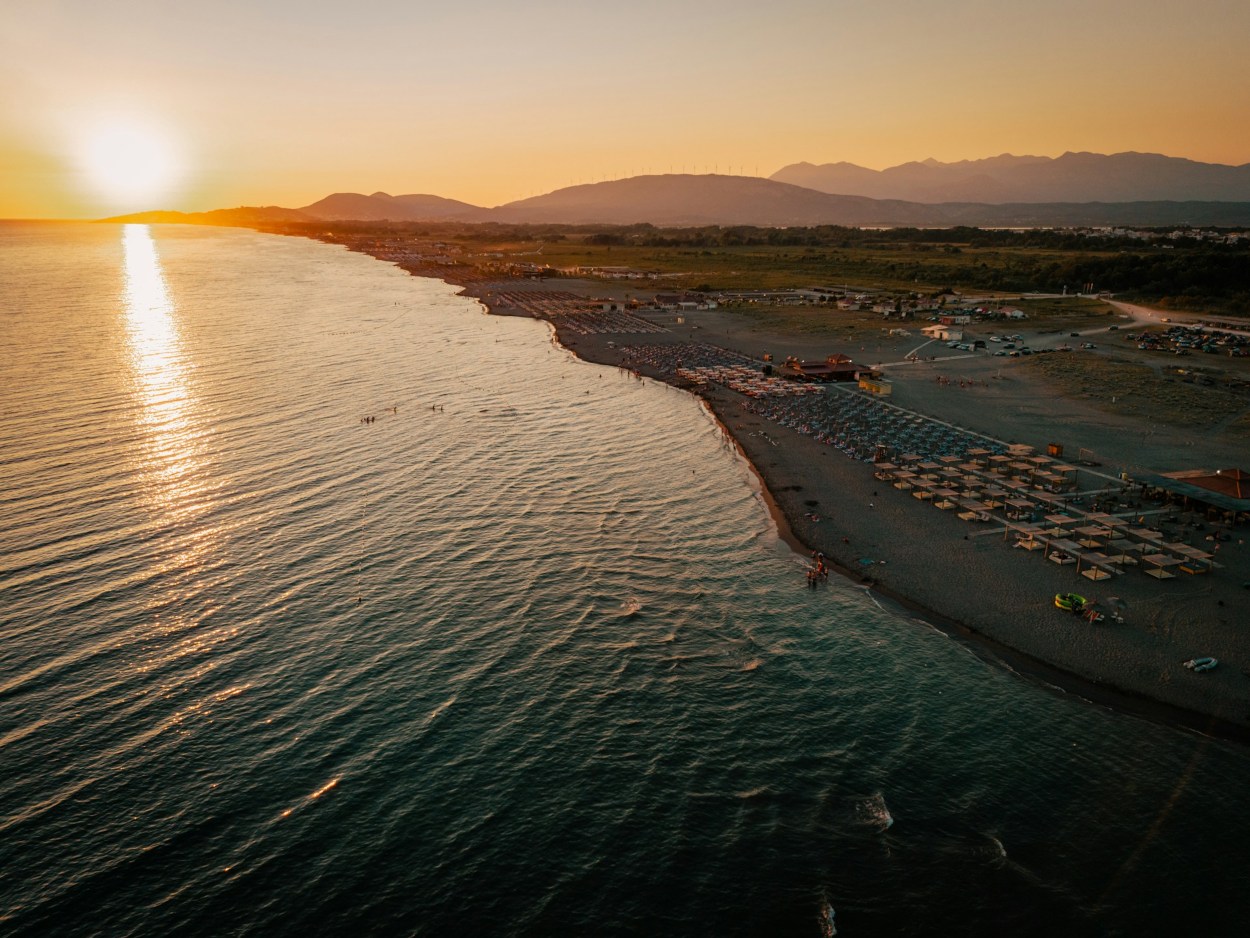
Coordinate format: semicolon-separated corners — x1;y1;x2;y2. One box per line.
780;353;864;383
1135;468;1250;523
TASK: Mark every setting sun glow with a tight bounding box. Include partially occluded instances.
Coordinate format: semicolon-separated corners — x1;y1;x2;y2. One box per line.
79;121;182;208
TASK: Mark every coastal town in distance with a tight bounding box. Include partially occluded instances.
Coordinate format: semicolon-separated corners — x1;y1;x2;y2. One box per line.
277;217;1250;734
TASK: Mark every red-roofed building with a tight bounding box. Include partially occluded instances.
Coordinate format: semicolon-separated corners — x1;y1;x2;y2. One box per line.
1163;468;1250;501
1142;467;1250;516
780;353;865;382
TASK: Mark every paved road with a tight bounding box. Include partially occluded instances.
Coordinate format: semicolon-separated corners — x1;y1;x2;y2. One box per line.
877;299;1248;370
1111;300;1250;338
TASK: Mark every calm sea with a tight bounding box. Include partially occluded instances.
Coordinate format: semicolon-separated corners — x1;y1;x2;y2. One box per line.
1;222;1247;937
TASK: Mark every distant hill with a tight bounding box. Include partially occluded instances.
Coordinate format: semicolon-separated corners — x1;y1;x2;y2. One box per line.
771;152;1250;204
489;174;948;226
297;191;488;222
101;206;311;226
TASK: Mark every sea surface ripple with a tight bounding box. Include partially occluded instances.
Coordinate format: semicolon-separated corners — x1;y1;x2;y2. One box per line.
1;222;1248;937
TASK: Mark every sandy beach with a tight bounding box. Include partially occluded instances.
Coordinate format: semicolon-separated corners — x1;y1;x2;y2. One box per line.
363;255;1250;737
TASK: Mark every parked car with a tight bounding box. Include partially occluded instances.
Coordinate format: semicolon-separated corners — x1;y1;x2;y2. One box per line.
1082;342;1097;349
1069;332;1080;337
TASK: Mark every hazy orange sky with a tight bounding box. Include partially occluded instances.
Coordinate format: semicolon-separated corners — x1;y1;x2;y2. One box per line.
3;0;1249;218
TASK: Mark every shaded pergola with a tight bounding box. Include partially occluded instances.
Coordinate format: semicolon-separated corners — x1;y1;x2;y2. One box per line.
877;444;1237;585
996;519;1127;580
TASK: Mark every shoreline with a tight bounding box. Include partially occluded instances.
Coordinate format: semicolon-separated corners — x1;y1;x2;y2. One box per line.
693;359;1250;745
307;238;1250;742
495;290;1250;742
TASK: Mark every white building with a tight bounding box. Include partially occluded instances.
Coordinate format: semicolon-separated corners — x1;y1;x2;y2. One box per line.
922;325;963;341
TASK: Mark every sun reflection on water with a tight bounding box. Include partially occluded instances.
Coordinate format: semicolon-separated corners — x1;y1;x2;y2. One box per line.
122;224;211;527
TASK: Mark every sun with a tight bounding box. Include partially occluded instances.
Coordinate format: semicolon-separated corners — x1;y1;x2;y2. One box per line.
79;119;183;208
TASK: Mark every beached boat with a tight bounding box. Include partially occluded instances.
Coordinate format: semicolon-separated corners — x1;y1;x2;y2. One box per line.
1183;657;1218;672
1054;592;1088;612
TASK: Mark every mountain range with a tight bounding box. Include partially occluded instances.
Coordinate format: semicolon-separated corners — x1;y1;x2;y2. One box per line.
107;152;1250;229
770;151;1250;204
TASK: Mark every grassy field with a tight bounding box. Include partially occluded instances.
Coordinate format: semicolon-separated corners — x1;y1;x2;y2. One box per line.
444;232;1126;336
713;304;876;337
466;236;1123;334
491;238;1130;295
1004;297;1121;331
1019;352;1250;429
695;296;1117;339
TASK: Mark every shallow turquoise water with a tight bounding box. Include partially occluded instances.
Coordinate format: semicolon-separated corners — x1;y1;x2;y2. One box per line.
1;222;1248;936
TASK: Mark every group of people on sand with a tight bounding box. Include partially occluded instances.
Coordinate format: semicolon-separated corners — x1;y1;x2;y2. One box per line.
934;375;989;388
